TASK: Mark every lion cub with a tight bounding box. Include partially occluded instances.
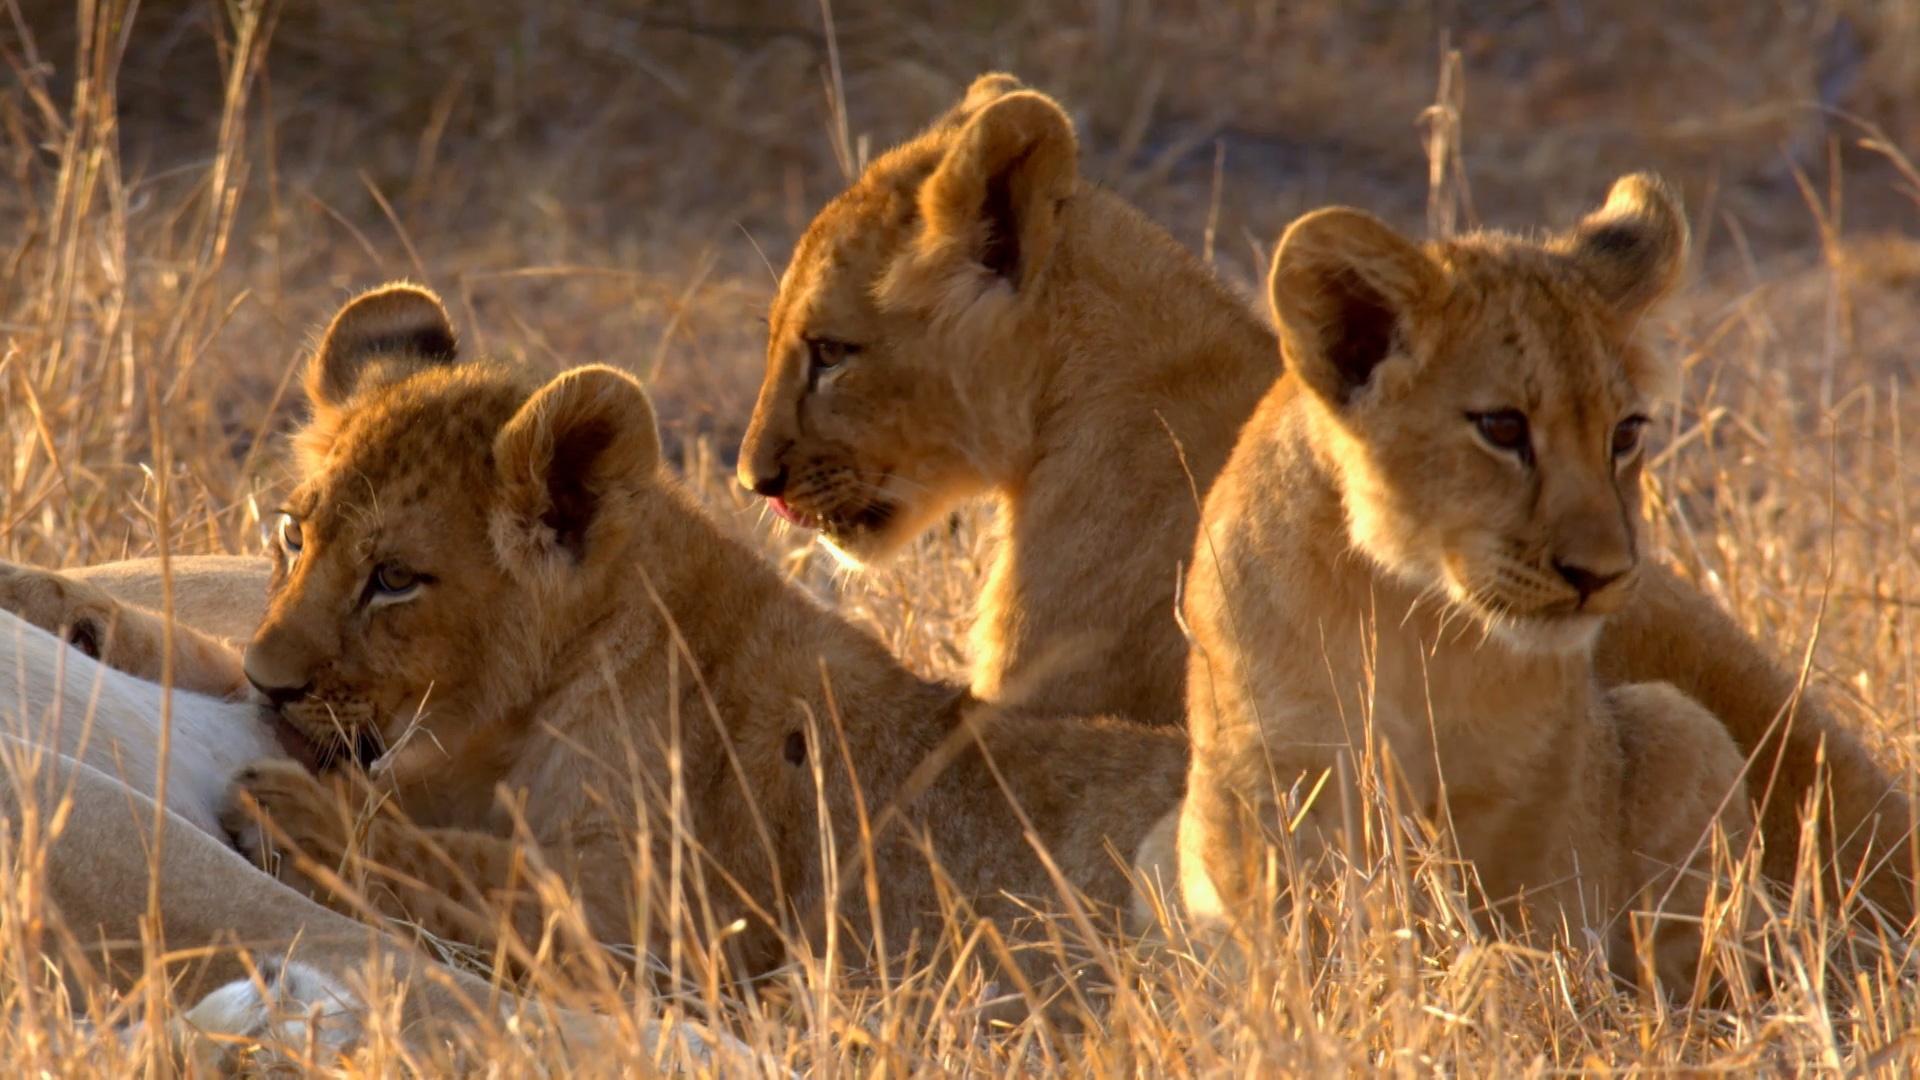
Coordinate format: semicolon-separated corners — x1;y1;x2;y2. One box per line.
1170;176;1753;988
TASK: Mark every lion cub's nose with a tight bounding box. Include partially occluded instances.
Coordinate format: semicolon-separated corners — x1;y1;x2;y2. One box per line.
246;670;312;707
1552;559;1629;603
243;643;313;706
739;462;788;498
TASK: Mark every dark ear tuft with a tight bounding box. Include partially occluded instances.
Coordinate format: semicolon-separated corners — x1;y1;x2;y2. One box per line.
493;365;661;574
308;283;457;407
1562;173;1689;321
1269;208;1444;408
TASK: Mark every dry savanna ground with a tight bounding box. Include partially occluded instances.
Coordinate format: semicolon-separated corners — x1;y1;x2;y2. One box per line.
2;1;1919;1074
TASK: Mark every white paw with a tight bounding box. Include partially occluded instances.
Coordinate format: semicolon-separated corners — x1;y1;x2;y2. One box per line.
126;959;363;1070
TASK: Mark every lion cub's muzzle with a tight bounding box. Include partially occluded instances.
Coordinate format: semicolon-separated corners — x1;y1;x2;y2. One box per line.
776;454;902;546
1506;555;1639;620
245;662;388;770
244;625;381;765
1456;540;1640;649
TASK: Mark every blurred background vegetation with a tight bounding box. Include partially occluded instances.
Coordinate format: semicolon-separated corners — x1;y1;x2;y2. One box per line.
7;2;1916;472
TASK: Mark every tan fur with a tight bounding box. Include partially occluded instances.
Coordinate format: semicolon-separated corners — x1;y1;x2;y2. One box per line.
1171;178;1754;987
66;555;270;643
738;73;1276;727
113;286;1188;983
0;560;251;699
739;74;1916;924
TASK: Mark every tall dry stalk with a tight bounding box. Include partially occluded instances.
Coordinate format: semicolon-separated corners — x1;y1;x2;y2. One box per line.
1419;35;1475;243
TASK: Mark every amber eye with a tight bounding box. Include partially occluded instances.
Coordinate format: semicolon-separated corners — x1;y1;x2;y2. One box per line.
1468;409;1532;461
806;337;860;372
278;513;304;554
372;563;419;596
1613;415;1650;459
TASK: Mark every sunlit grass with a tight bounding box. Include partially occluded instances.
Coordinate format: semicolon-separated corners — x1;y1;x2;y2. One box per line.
0;0;1916;1073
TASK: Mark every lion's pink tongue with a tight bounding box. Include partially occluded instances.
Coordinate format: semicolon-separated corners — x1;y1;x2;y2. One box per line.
768;496;807;527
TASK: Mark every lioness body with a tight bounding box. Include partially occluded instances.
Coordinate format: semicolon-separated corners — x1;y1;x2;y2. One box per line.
740;73;1915;923
68;554;270;644
1175;179;1754;985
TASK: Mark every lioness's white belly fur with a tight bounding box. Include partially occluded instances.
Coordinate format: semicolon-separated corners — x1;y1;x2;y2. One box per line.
0;612;273;837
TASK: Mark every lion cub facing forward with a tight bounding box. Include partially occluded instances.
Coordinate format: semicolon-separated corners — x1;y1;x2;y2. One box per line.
1173;176;1752;988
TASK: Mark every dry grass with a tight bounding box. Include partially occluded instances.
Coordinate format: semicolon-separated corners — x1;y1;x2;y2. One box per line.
1;0;1918;1073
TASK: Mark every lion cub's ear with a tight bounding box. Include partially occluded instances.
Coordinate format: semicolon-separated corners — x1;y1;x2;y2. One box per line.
1269;208;1445;409
948;72;1027;121
1561;172;1689;323
308;282;458;408
492;365;661;574
912;87;1077;298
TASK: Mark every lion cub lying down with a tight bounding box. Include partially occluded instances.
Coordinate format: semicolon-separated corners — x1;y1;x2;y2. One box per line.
9;284;1186;988
1172;176;1754;988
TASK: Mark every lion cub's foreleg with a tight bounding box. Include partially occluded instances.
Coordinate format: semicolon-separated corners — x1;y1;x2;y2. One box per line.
0;560;246;698
221;760;545;954
1600;681;1756;991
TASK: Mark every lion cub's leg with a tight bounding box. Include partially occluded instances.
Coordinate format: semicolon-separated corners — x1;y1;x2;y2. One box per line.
0;561;246;698
1128;805;1183;935
221;760;518;949
221;761;633;967
1603;681;1755;992
1171;755;1311;933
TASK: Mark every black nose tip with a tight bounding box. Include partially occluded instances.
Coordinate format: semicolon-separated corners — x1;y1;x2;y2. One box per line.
747;465;788;498
1553;560;1626;602
247;674;312;707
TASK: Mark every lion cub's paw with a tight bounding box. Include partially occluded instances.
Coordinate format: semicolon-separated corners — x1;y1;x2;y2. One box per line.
0;560;123;661
222;759;352;884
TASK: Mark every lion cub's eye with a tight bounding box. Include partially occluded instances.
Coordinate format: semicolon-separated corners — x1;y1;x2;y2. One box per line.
277;513;304;555
806;337;860;372
370;563;422;599
1468;409;1533;462
1612;414;1650;460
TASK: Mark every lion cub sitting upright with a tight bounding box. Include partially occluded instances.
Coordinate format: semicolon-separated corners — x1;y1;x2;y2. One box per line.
1174;175;1753;988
